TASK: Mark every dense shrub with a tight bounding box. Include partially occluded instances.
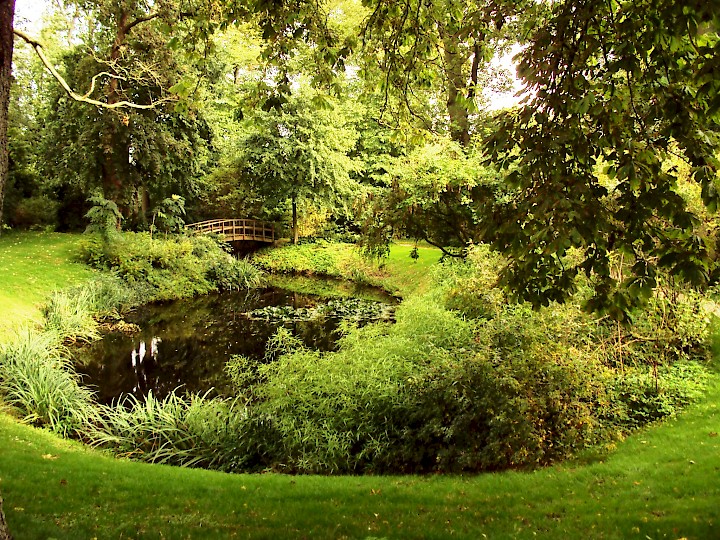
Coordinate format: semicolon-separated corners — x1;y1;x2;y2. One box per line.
437;245;714;367
10;196;60;230
246;296;624;473
252;241;380;284
78;232;264;301
612;361;709;428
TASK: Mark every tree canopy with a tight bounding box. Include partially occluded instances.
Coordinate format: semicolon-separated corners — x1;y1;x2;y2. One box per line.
2;0;720;316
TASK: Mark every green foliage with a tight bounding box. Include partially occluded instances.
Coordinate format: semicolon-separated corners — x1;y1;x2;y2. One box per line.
78;232;263;301
227;92;362;240
252;241;381;283
250;294;623;473
207;256;265;291
84;195;122;241
0;329;96;437
41;274;147;341
87;392;277;472
435;244;507;319
484;1;720;315
244;245;714;473
38;7;215;218
612;362;709;429
41;289;101;343
358;138;506;257
151;195;186;235
9;196;60;230
247;297;394;322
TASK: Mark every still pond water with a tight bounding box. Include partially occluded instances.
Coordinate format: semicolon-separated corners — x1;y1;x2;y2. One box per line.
74;279;396;404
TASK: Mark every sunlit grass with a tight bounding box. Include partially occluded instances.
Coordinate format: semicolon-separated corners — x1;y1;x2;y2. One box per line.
380;241;443;296
1;371;718;538
0;231;95;337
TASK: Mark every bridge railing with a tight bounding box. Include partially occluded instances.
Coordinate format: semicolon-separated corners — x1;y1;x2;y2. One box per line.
186;219;275;243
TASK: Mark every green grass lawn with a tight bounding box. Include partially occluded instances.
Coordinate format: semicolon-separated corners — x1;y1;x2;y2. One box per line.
1;375;718;539
0;231;95;337
377;242;442;296
0;232;718;539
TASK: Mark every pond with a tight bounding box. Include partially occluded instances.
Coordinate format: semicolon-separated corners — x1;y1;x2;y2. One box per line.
73;278;396;404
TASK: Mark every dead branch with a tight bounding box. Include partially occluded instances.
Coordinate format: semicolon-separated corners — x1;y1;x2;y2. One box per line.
13;28;173;110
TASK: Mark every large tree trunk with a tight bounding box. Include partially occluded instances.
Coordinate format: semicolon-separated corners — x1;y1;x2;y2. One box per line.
0;494;12;540
442;32;471;147
0;0;16;234
101;11;126;205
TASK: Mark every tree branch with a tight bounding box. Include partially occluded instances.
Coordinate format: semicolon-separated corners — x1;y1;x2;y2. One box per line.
124;12;159;34
13;28;172;110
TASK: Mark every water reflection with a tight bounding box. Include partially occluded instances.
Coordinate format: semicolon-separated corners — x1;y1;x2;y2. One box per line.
75;284;395;404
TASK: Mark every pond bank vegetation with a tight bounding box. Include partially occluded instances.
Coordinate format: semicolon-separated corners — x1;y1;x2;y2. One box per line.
0;233;714;476
0;233;720;538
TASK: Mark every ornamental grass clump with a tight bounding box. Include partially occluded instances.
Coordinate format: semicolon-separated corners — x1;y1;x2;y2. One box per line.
0;329;96;437
87;392;278;472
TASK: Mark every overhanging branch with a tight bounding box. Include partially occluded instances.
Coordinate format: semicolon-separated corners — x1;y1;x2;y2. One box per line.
13;28;173;110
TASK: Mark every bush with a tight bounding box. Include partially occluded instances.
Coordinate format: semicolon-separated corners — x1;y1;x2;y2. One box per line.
77;232;263;302
252;241;380;284
42;275;146;341
207;257;264;291
0;329;96;437
435;244;506;319
248;295;627;473
10;196;60;230
611;361;709;428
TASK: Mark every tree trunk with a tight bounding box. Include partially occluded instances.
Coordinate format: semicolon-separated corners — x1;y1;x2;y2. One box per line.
292;197;298;244
101;8;130;207
0;495;12;540
0;0;16;234
442;31;471;147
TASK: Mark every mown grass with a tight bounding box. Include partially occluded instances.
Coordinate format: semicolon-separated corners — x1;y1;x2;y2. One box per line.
0;232;718;538
1;372;718;539
254;241;442;297
376;242;441;296
0;231;95;337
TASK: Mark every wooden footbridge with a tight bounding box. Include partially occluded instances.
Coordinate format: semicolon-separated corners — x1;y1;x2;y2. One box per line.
186;219;275;243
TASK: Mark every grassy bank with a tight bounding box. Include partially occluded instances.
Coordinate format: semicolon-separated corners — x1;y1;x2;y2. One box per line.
0;232;718;538
0;232;95;337
253;241;442;297
1;373;718;539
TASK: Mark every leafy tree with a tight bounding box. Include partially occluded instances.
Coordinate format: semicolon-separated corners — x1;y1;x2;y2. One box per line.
359;137;505;257
484;0;720;317
355;0;720;316
360;0;524;145
36;1;214;226
232;92;361;243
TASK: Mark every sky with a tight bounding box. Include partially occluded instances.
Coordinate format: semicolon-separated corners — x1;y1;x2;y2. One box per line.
15;0;50;32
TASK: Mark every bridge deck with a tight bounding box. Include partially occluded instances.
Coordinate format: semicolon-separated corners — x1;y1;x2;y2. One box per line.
186;219;275;243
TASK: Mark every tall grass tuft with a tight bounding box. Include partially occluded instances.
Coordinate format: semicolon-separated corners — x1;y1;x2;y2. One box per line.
208;257;265;291
0;328;97;437
42;288;100;342
88;391;277;472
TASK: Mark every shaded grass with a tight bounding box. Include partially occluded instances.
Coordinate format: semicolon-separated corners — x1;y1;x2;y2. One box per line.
0;232;95;337
0;370;718;539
